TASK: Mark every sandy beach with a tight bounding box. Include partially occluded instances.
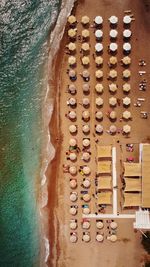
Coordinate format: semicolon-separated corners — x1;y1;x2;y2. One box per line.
47;1;150;266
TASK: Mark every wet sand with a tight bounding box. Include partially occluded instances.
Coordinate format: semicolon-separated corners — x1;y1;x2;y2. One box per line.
48;0;150;266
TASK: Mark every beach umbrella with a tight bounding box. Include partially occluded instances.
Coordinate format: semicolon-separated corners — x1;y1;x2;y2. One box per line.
83;207;90;214
95;30;103;39
69;166;77;175
95;70;103;79
82;98;90;106
82;125;90;133
70;193;77;202
82;70;90;78
95;83;103;93
109;15;118;24
109;29;118;38
96;221;104;229
123;15;132;24
123;97;131;106
82;110;90;121
69;97;76;106
95;124;103;133
82;152;90;161
68;42;76;51
83;83;90;92
69;124;77;133
82;56;90;65
83;193;91;202
95;111;103;120
69;207;77;215
83;179;91;188
70;234;77;243
83;166;91;175
68;28;77;38
70;179;77;189
109;111;116;119
69;70;76;78
109;56;117;65
123;69;131;78
82;29;90;38
109;70;117;79
94;16;103;25
83;234;91;242
123;83;131;92
95;43;103;52
109;125;117;133
69;138;77;146
69;84;76;93
69;153;77;161
70;221;77;230
68;56;76;65
68;111;76;119
68;15;76;24
123;29;132;38
122;56;131;65
81;15;90;25
96;97;103;106
110;234;117;242
109;83;117;92
96;234;104;242
109;43;118;52
123;124;131;133
109;97;117;106
82;139;90;147
122;110;131;119
81;42;90;51
110;222;118;229
82;221;90;229
95;56;103;65
123;43;131;52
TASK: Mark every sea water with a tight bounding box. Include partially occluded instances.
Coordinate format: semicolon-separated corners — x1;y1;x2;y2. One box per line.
0;1;61;266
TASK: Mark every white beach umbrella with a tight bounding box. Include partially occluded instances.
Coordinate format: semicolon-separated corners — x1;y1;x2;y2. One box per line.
123;29;132;38
70;193;77;202
82;70;90;78
82;152;90;161
70;179;77;189
109;16;118;24
123;97;131;106
123;69;131;78
96;221;104;229
69;153;77;161
95;124;103;133
109;43;118;52
82;125;90;133
69;125;77;133
96;234;104;242
83;83;90;92
123;43;131;52
123;110;131;119
109;70;117;79
123;15;132;24
83;193;91;202
109;29;118;38
83;207;90;215
95;70;103;79
123;83;131;92
109;83;117;92
95;111;103;120
123;124;131;133
70;234;77;243
69;84;76;93
95;56;103;66
68;15;76;24
69;207;77;215
69;166;77;175
83;234;91;242
110;222;118;229
110;234;117;242
95;83;103;93
83;179;91;188
70;221;77;230
94;16;103;25
109;125;117;134
69;70;76;78
83;166;91;175
69;97;76;106
81;15;90;25
82;221;90;229
82;98;90;106
68;111;76;119
95;43;103;52
69;138;77;147
82;139;90;147
109;97;117;106
96;97;103;106
109;111;116;120
82;110;90;119
95;30;103;39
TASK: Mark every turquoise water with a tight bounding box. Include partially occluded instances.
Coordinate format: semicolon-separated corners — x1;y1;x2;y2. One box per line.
0;1;61;266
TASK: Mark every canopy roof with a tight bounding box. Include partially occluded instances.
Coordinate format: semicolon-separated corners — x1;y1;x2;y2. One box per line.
97;161;111;174
124;178;142;192
98;177;112;189
123;193;141;207
97;145;112;158
141;144;150;208
97;192;112;205
124;162;142;177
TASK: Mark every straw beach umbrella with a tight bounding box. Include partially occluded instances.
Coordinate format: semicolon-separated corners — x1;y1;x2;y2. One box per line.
109;111;116;120
70;192;77;202
95;30;103;39
82;98;90;106
82;42;90;52
110;222;118;229
109;97;117;106
94;16;103;25
95;83;103;93
95;70;103;79
69;153;77;161
123;29;132;38
83;166;91;175
123;69;131;78
69;125;77;133
122;56;131;65
96;97;103;106
68;28;77;38
123;15;132;24
96;234;104;242
83;179;91;188
109;83;117;92
95;43;103;52
69;70;76;78
69;166;77;175
69;138;77;147
95;124;103;133
95;56;103;66
69;207;77;215
83;193;91;202
82;125;90;133
82;70;90;78
109;15;118;24
82;56;90;65
82;221;90;229
123;83;131;92
109;70;117;79
69;97;76;106
123;124;131;133
82;139;90;147
70;179;77;189
68;84;76;94
82;29;90;38
122;111;131;119
81;15;90;25
83;83;90;93
68;15;76;25
83;233;90;242
123;97;131;106
110;125;117;134
70;221;77;230
82;110;90;120
109;43;118;52
70;234;77;243
83;207;90;214
110;234;117;242
95;111;103;120
68;42;76;51
96;221;104;229
68;56;76;65
82;152;90;161
109;29;118;38
109;56;117;65
68;111;76;119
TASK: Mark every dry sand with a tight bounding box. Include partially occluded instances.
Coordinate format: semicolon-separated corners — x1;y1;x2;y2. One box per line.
47;0;150;266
